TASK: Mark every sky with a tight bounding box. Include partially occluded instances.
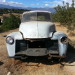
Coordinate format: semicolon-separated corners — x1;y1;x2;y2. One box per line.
0;0;73;8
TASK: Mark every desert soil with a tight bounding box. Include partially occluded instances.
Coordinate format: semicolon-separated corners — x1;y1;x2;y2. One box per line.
0;23;75;75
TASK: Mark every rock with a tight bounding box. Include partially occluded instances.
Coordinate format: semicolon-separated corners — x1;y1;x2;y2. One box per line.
7;72;11;75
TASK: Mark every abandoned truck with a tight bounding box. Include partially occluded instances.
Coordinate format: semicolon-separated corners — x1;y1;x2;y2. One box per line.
6;11;68;59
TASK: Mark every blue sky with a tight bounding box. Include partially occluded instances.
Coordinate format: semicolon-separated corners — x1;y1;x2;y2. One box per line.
0;0;72;8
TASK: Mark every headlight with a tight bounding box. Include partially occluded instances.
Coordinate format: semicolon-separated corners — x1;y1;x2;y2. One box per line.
60;37;68;43
6;36;14;45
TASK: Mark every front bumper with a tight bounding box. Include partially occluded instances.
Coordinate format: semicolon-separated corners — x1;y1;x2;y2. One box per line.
15;48;59;56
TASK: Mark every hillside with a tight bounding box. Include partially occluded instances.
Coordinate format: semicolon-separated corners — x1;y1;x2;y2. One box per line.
0;4;55;13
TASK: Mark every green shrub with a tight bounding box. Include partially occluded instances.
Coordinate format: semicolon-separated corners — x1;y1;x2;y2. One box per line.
0;26;3;32
53;0;75;31
2;14;20;31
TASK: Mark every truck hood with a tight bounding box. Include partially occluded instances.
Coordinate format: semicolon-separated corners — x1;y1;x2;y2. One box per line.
19;21;56;38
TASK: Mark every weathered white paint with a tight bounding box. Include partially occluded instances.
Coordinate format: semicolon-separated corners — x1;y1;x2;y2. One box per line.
19;21;56;38
58;40;68;56
6;32;23;57
51;31;67;40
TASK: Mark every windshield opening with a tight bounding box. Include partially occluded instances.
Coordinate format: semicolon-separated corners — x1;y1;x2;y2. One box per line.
21;12;51;22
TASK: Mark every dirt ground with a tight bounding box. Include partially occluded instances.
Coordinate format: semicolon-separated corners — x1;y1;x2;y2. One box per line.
0;23;75;75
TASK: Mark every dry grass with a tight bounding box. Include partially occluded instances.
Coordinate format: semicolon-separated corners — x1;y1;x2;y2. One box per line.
54;22;75;41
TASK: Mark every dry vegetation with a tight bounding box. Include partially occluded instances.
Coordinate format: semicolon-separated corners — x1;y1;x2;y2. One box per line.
55;22;75;45
0;23;75;75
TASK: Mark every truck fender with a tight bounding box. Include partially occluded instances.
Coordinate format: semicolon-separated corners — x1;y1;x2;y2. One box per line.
51;31;67;40
6;32;23;57
51;31;68;56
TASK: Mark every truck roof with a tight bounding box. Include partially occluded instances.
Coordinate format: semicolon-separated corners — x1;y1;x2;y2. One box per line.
23;10;51;15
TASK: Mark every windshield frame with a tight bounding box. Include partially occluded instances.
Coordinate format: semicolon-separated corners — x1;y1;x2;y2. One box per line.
21;11;51;22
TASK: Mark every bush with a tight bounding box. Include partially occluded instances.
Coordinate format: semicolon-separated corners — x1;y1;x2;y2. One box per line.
0;26;4;33
53;0;75;31
2;14;20;31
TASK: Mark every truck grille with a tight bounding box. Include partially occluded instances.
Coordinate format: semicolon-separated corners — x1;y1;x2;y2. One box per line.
15;39;58;53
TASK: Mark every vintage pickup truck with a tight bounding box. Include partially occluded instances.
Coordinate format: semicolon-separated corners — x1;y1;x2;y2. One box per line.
6;11;68;59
